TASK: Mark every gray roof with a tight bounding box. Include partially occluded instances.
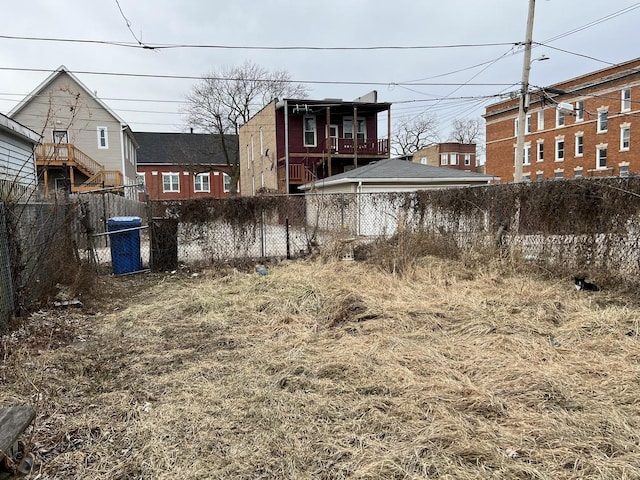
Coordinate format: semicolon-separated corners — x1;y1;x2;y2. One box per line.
302;158;496;189
135;132;239;166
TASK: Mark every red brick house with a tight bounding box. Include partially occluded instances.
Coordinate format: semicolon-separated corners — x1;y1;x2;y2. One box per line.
239;92;391;195
485;57;640;182
135;132;238;201
412;143;480;172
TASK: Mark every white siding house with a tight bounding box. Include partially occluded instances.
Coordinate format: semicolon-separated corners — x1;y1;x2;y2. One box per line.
0;113;41;199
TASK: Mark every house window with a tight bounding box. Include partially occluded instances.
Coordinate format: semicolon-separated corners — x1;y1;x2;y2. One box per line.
420;157;427;165
514;117;519;136
440;153;448;165
450;153;458;165
536;171;544;181
194;173;210;192
526;114;532;134
136;172;145;192
52;130;68;143
574;168;583;178
223;173;231;193
575;101;584;122
537;141;544;162
356;119;366;141
303;116;317;147
524;144;531;165
621;125;630;151
597;145;608;169
554;169;564;180
575;133;584;157
97;127;109;149
537;110;545;131
620;163;630;177
343;118;353;139
597;109;608;133
622;88;631;112
555;137;565;161
523;173;531;182
464;153;471;166
556;108;565;127
162;172;180;193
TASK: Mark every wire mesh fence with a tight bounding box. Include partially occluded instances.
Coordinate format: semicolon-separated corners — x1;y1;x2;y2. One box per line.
148;178;640;279
0;203;14;331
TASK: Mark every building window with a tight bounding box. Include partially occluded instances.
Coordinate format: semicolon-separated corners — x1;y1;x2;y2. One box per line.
420;157;427;165
537;110;545;131
303;116;317;147
556;108;565;127
97;127;108;149
554;169;564;179
450;153;458;165
440;153;448;165
575;133;584;157
162;172;180;193
343;118;353;139
597;145;608;169
597;109;608;133
194;173;210;192
620;163;630;177
574;168;583;178
526;114;532;134
523;173;531;182
575;101;584;122
622;88;631;112
52;129;68;143
537;141;544;162
356;119;366;141
536;171;544;181
464;153;471;166
136;172;145;192
514;117;519;137
223;173;231;193
555;137;565;161
524;144;531;165
621;124;630;151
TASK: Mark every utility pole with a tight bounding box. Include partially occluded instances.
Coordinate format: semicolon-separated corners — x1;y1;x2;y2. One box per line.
514;0;536;183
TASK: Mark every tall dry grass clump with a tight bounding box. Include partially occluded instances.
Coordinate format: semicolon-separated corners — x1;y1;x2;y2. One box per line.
2;257;640;479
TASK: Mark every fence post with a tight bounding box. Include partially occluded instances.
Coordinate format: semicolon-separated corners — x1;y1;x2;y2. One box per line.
286;217;291;260
260;207;265;260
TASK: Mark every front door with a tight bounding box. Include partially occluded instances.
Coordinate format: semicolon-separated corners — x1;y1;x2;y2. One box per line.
328;124;338;152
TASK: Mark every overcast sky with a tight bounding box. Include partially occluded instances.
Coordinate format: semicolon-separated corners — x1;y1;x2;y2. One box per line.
1;0;638;139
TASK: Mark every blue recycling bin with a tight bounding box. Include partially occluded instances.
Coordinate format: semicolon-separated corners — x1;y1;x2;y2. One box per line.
107;216;142;275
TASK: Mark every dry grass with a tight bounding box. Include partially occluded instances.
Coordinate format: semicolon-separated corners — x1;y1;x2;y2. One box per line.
2;257;640;479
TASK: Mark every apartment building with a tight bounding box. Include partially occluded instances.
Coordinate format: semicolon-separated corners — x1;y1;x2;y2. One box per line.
485;58;640;182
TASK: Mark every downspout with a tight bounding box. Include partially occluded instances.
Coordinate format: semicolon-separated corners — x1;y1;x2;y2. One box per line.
284;100;290;194
119;125;126;197
353;106;358;168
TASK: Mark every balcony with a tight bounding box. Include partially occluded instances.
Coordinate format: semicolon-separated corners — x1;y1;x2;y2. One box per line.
331;138;389;156
36;143;124;194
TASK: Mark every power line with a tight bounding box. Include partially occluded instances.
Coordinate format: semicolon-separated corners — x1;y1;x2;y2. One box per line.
0;66;517;87
0;34;517;51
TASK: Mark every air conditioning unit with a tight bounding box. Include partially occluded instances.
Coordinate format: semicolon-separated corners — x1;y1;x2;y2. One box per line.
557;102;574;114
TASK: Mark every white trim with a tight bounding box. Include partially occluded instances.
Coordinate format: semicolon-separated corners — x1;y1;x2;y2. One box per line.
97;126;109;149
162;172;180;192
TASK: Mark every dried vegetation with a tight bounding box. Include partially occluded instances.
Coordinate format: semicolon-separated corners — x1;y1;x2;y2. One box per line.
2;256;640;479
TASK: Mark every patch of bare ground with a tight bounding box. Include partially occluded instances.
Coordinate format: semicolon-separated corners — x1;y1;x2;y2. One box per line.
3;258;640;479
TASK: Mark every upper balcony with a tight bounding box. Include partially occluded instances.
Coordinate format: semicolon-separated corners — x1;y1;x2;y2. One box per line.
35;143;123;194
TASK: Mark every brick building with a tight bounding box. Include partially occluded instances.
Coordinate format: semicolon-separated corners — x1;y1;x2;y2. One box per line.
412;143;479;172
484;58;640;182
135;132;237;201
239;93;391;195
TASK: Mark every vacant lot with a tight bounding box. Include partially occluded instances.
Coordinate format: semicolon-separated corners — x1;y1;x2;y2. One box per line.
2;257;640;479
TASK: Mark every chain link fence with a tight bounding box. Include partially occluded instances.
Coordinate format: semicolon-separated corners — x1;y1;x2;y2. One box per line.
148;178;640;279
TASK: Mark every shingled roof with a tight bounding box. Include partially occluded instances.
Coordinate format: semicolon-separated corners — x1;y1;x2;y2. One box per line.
301;158;496;189
135;132;239;166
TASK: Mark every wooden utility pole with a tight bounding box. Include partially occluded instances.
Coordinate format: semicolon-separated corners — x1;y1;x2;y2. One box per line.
514;0;536;183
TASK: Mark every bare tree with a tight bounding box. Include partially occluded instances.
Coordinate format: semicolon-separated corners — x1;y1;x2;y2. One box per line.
391;114;440;157
185;61;308;195
448;117;484;144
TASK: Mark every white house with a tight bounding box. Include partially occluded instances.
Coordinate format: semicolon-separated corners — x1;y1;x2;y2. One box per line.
0;113;41;199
